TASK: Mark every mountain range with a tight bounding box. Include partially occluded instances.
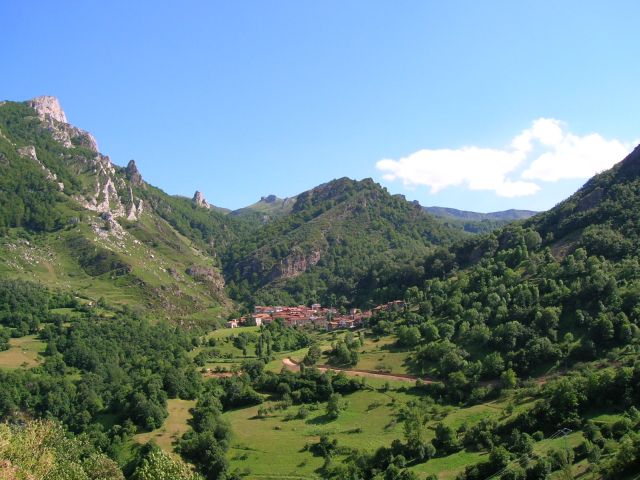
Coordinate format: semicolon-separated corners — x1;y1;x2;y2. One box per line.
2;95;638;323
423;206;537;221
3;95;640;479
2;96;544;321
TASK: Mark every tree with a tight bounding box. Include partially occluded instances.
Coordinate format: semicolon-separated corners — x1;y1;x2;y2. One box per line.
397;325;422;348
500;369;517;390
482;352;504;378
0;327;9;352
326;393;346;420
132;444;203;480
303;344;322;365
403;406;431;460
432;423;461;455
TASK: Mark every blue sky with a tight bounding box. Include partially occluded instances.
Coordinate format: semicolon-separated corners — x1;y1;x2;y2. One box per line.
2;1;639;211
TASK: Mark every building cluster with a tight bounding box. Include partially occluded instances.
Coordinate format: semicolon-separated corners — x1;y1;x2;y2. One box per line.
225;300;406;331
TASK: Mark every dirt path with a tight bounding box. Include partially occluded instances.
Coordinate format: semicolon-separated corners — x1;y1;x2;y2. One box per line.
282;358;436;383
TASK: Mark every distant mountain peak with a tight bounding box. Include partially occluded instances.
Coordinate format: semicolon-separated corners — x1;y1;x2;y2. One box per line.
260;194;278;203
26;95;68;123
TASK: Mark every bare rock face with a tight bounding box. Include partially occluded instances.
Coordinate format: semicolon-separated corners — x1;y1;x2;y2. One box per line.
74;154;131;220
17;145;38;162
73;130;99;152
25;96;99;153
26;96;68;123
126;186;144;221
193;190;210;209
270;248;321;280
186;265;226;293
125;159;144;186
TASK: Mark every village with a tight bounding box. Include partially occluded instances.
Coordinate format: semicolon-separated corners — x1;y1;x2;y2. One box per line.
226;300;406;331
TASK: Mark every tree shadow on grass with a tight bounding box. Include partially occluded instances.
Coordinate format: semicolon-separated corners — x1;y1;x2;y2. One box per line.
305;414;334;425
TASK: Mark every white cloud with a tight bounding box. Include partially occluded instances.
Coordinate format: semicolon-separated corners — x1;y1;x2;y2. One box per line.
521;131;629;182
376;146;536;198
376;118;630;198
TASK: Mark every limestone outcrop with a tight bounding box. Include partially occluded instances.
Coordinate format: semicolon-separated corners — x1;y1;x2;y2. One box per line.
125;160;144;186
26;96;68;123
25;96;98;152
193;191;210;209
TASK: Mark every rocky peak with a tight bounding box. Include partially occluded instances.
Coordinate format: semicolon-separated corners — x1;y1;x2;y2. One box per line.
125;159;144;186
26;96;68;124
193;190;210;209
24;96;98;153
260;194;278;203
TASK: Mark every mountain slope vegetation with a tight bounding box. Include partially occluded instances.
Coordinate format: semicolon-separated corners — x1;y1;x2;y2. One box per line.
0;97;468;320
222;178;465;308
2;95;640;479
0;99;238;322
424;207;538;235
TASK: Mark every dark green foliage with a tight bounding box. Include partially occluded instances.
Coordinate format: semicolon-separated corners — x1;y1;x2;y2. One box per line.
0;326;9;351
432;422;462;455
215;376;263;409
255;319;311;360
0;279;76;333
303;343;322;365
67;234;132;276
327;331;361;366
176;392;234;480
0;103;79;233
525;145;640;261
223;178;464;307
0;285;201;436
379;241;640;395
326;392;346;419
256;366;365;405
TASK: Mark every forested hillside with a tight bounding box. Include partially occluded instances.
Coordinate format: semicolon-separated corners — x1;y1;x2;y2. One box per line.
2;95;640;479
222;177;465;308
0;97;469;321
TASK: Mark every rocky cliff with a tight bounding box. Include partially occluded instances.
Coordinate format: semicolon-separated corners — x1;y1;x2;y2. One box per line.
20;97;145;223
26;95;98;152
193;190;211;208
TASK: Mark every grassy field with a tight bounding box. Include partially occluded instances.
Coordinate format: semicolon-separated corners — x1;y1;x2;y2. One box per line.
134;398;196;453
0;335;46;369
204;326;261;339
409;450;488;479
354;335;412;374
184;330;609;478
222;377;523;480
225;381;414;479
193;326;262;373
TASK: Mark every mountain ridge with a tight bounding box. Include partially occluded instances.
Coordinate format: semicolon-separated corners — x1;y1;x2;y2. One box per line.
424;206;538;221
